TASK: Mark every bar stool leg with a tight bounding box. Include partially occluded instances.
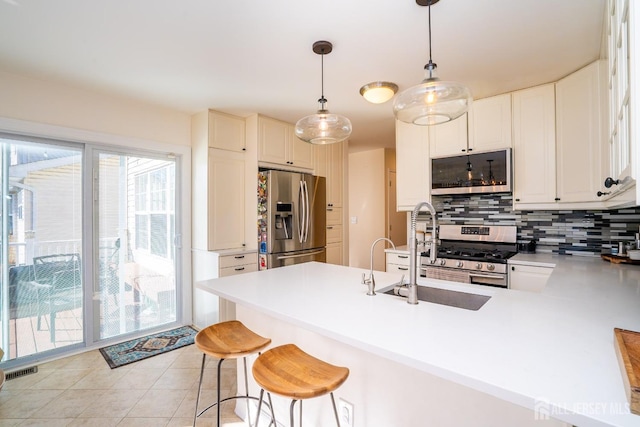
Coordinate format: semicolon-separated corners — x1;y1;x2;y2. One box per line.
330;392;340;427
243;357;252;427
289;399;297;427
193;353;207;427
216;358;225;427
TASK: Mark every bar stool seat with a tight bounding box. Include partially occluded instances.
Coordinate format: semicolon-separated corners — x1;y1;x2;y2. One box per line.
252;344;349;426
193;320;271;427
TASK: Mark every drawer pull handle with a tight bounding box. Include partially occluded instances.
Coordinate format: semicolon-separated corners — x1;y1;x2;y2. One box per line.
398;255;409;259
398;267;409;271
234;255;245;259
234;267;245;271
327;226;334;229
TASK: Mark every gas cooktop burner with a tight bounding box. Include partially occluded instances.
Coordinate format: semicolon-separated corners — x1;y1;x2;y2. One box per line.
434;249;516;263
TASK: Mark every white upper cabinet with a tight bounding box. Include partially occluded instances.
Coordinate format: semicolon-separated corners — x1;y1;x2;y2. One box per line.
257;115;313;170
429;114;468;157
207;110;246;152
512;84;557;205
468;94;512;152
396;120;430;210
556;61;608;203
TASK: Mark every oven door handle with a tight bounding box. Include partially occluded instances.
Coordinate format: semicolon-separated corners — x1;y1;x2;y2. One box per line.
469;273;505;280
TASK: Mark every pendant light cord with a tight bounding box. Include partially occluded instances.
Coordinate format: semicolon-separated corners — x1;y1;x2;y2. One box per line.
428;0;432;63
320;52;326;109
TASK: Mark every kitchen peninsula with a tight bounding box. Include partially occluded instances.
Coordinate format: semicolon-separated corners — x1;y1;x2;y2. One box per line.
196;259;640;427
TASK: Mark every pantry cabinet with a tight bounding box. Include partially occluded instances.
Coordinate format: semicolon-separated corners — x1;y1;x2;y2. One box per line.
317;141;347;265
257;115;314;170
192;110;250;251
396;120;430;211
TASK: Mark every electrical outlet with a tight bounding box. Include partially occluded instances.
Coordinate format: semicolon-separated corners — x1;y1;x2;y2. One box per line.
338;398;354;427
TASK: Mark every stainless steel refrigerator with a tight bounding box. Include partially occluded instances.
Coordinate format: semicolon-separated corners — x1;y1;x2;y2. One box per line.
258;170;326;269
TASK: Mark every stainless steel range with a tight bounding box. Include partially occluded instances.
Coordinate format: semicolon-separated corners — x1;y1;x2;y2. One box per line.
420;224;517;288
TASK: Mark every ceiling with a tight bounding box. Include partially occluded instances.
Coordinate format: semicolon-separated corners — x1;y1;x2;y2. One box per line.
0;0;606;152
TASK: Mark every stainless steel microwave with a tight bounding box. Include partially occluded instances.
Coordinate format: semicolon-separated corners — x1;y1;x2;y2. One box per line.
431;148;512;195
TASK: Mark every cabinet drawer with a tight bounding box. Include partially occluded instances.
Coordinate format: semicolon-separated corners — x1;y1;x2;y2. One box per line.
386;252;411;266
326;207;342;225
326;224;342;244
386;263;411;273
220;262;258;277
219;252;258;268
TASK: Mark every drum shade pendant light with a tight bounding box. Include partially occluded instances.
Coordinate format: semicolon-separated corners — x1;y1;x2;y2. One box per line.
295;41;352;145
393;0;472;125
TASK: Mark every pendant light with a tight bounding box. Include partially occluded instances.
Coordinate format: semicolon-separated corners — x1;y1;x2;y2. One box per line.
295;41;352;145
393;0;472;126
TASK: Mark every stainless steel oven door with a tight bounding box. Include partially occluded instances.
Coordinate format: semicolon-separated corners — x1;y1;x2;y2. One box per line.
424;266;508;288
469;272;507;288
424;266;470;283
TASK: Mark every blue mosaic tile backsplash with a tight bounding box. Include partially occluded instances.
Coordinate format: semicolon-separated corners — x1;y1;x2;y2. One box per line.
417;194;640;257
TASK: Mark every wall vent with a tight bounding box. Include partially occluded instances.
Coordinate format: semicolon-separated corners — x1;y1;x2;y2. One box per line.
5;366;38;381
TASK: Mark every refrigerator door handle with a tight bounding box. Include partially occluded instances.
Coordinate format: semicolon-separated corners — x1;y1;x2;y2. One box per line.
298;180;305;243
276;249;325;260
304;180;310;243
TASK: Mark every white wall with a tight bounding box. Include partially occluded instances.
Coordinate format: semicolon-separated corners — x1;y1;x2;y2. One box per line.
348;149;386;270
0;69;190;146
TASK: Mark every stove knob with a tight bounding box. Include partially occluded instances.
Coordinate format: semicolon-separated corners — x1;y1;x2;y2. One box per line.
456;261;464;268
475;263;483;270
487;264;495;271
440;259;446;266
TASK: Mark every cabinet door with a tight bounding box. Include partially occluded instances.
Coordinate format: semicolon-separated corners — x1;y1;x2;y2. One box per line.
396;120;430;210
327;142;344;208
208;111;246;152
314;145;328;177
208;149;245;250
509;264;553;292
429;113;468;157
290;130;314;169
326;242;343;265
556;61;607;203
512;84;557;205
469;94;512;151
258;117;289;165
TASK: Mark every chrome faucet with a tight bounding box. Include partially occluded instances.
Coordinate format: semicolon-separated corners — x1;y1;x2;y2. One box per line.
408;201;438;305
362;237;396;296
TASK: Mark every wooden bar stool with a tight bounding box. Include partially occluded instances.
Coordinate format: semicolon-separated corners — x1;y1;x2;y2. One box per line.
252;344;350;427
193;320;271;427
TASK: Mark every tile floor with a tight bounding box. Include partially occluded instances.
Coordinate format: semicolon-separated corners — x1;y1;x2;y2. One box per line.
0;342;247;426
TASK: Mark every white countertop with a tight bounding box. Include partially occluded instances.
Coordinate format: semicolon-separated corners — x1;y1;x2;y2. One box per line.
196;257;640;426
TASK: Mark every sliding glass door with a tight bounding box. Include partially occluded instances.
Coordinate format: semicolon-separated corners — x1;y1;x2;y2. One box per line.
95;152;177;340
0;138;83;360
0;135;180;365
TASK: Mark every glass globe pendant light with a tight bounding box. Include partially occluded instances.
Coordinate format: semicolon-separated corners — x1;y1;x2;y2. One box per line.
295;41;352;145
393;0;472;126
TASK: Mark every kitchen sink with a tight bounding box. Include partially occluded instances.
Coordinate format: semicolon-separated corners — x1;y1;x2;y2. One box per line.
383;285;491;311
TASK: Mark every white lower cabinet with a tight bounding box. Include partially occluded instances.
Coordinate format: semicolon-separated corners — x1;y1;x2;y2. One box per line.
192;250;258;327
509;263;553;293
